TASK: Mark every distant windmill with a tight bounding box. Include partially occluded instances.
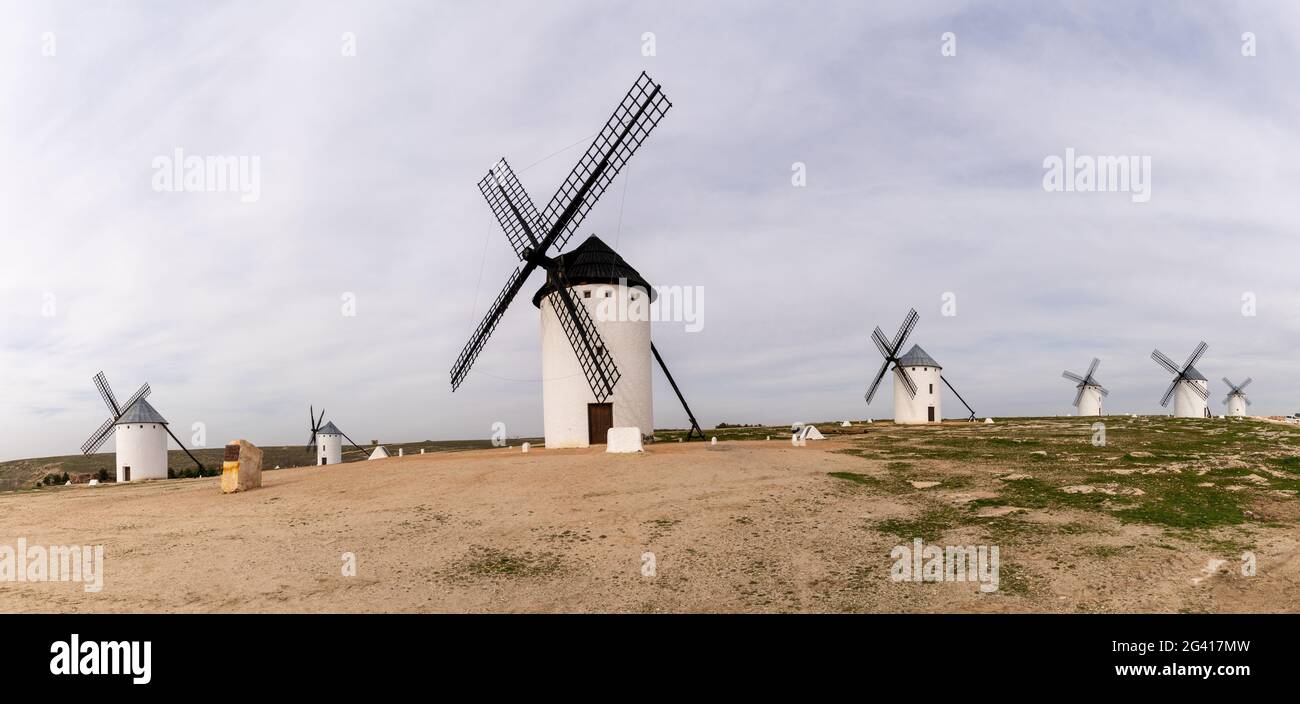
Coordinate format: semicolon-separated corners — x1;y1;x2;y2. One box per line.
81;371;202;482
1222;377;1252;417
448;72;704;447
864;309;976;423
1062;358;1109;416
1151;341;1210;418
306;406;367;465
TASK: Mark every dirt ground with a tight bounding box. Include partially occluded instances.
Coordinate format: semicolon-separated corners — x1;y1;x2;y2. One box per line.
1;425;1297;613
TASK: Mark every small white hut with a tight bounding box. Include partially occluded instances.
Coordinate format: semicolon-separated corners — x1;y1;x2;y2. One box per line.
893;344;942;424
114;398;170;482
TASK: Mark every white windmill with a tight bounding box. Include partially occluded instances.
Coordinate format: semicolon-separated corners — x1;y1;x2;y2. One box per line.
1222;377;1252;417
81;371;203;482
530;236;658;446
306;406;367;465
448;73;705;448
1062;358;1109;416
1151;342;1210;418
864;309;977;424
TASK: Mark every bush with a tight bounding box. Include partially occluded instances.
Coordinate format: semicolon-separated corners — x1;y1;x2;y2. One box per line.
170;465;214;479
97;469;109;483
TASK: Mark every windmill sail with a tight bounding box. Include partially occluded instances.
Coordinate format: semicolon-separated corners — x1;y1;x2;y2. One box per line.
82;373;151;455
449;72;671;395
865;309;919;404
1152;342;1209;408
546;268;620;402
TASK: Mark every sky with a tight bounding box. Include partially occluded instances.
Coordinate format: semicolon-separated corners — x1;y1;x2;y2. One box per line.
2;0;1299;460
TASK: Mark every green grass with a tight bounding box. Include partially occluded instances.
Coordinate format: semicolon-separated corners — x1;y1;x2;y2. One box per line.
1111;474;1248;528
828;471;880;486
995;563;1036;597
832;416;1300;532
444;546;566;582
1269;456;1300;473
875;505;972;543
1081;545;1126;559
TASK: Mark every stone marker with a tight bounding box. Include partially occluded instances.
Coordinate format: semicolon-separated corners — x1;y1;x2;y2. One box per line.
221;439;263;493
606;428;642;453
398;448;404;457
711;437;717;445
522;442;530;453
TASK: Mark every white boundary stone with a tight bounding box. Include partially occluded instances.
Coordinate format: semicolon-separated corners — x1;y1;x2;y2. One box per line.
606;427;643;453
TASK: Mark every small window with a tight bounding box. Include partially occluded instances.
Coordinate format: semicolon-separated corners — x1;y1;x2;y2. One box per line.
604;290;612;298
583;291;591;299
631;292;639;300
929;384;934;394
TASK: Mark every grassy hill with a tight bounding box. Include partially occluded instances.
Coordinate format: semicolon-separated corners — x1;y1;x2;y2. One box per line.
0;437;542;492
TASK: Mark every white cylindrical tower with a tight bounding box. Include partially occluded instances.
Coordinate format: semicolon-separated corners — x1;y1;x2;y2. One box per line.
892;344;943;425
316;422;344;465
534;236;654;448
113;398;170;482
1076;385;1104;416
1226;394;1247;417
1172;369;1210;418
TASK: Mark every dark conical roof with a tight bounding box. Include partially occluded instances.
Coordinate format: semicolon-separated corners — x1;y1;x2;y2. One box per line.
114;398;168;425
318;421;343;435
1182;365;1207;382
531;235;654;306
896;344;942;369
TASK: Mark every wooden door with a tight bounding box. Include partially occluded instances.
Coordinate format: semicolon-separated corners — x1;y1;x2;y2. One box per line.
927;406;935;422
588;403;614;445
124;466;131;482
